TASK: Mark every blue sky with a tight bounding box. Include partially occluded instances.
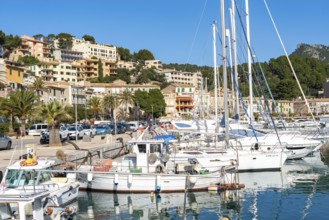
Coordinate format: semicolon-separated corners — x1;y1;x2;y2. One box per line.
0;0;328;67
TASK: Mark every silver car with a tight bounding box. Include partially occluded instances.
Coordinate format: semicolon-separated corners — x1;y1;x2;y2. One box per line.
0;133;12;150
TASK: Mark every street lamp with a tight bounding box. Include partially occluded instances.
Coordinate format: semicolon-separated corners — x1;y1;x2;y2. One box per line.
75;85;78;142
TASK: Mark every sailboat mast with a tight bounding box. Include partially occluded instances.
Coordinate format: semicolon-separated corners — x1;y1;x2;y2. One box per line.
212;22;219;132
230;0;239;120
245;0;253;124
226;29;234;116
220;0;229;142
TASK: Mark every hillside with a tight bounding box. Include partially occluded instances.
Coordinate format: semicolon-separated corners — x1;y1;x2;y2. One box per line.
292;43;329;63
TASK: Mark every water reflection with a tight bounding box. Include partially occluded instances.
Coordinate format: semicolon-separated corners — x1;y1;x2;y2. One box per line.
75;151;329;219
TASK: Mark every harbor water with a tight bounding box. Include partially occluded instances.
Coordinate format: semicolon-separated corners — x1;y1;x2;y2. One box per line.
72;151;329;219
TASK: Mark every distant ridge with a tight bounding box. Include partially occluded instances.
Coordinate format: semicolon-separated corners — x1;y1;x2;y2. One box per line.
292;43;329;63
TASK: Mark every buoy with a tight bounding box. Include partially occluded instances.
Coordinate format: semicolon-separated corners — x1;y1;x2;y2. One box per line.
87;173;93;182
114;173;119;185
128;174;133;185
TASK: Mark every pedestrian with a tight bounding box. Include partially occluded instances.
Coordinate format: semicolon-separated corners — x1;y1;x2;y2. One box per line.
16;126;22;139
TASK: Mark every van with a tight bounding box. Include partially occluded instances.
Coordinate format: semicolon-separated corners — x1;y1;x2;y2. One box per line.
127;121;139;131
27;124;48;136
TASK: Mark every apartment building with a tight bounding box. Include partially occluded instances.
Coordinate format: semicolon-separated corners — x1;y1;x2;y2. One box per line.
10;35;51;62
0;59;10;97
5;60;25;90
145;60;163;70
116;60;135;71
29;62;83;83
90;79;160;95
39;81;93;108
277;100;295;116
161;69;202;89
72;59;116;80
161;84;178;119
71;38;117;62
53;49;83;62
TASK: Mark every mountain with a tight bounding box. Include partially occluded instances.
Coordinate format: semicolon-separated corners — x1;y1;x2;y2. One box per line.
292;43;329;63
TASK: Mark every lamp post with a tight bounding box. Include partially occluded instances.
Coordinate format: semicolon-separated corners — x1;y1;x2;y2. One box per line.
114;99;117;135
75;85;78;142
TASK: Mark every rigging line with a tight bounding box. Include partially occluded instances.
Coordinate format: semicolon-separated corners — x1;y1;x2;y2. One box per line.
263;0;318;129
185;0;209;65
233;0;282;145
227;57;259;142
255;58;286;129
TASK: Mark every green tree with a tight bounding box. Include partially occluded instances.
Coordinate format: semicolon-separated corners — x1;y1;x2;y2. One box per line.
2;91;39;135
39;100;71;147
33;34;44;40
116;68;131;83
98;59;103;81
102;94;116;120
0;30;5;45
135;72;149;84
133;49;154;61
117;47;131;61
87;96;103;120
28;77;49;98
17;56;40;66
56;33;74;50
134;89;166;119
82;34;96;43
119;90;134;119
2;34;21;58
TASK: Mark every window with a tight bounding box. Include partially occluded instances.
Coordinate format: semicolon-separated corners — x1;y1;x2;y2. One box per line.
150;144;161;153
137;144;147;153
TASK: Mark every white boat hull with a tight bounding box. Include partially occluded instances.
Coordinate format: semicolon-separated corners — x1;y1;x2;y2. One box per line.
77;169;235;193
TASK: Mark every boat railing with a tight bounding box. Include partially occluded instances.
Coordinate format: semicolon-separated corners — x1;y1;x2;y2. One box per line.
1;186;49;198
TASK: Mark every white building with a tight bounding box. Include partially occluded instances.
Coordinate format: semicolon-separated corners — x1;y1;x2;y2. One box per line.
145;60;163;70
71;38;117;62
116;60;135;71
29;62;81;83
161;69;202;89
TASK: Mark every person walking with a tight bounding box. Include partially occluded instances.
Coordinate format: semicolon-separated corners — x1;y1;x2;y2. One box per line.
16;126;22;139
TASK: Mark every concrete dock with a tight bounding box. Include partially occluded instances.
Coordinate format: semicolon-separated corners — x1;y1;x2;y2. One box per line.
0;133;134;173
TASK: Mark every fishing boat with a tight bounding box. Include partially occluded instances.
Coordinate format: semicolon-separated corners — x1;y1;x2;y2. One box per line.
0;188;50;220
0;188;77;220
77;138;237;193
1;148;80;208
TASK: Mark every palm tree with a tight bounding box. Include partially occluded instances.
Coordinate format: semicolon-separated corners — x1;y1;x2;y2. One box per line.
102;94;116;120
28;77;49;98
39;100;72;147
87;96;103;120
119;90;134;119
2;90;39;135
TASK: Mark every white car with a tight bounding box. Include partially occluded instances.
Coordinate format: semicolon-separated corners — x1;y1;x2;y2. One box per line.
81;124;96;137
67;126;85;140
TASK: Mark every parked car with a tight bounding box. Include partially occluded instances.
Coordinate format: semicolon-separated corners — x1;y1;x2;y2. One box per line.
67;126;85;140
40;126;69;144
81;124;96;137
95;125;112;136
127;121;139;131
26;123;48;136
0;133;12;150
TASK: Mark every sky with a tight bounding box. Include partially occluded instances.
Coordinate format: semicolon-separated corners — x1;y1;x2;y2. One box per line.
1;0;329;67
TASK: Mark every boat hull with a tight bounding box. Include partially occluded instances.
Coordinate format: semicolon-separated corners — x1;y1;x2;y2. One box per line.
77;170;235;193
